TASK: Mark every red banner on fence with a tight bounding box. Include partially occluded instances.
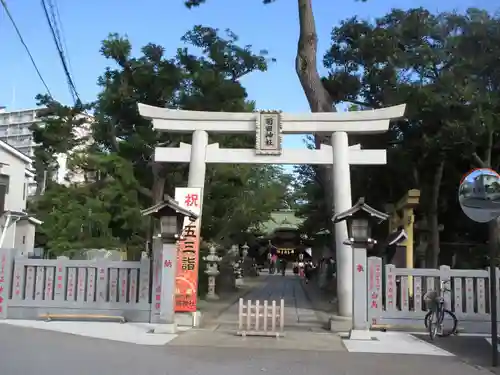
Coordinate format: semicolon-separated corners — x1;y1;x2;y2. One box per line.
174;188;202;312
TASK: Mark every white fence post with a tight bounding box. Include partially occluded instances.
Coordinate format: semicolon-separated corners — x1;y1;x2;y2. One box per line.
385;264;396;311
478;273;486;314
439;265;452;308
238;298;243;331
367;257;382;326
496;267;500;317
279;299;285;332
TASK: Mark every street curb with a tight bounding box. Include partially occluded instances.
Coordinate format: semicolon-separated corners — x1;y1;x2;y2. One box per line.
456;359;496;374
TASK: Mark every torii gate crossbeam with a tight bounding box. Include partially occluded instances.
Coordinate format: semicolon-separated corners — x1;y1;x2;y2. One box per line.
154;143;387;165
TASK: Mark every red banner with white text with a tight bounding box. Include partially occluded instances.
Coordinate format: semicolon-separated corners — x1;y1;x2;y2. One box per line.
174;188;202;312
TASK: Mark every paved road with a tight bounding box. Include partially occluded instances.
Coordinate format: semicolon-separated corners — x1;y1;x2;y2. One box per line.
415;334;500;373
461;197;500;209
215;272;325;331
0;324;491;375
0;274;492;374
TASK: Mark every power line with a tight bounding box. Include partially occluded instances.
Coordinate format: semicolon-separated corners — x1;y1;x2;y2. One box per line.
0;0;53;97
53;0;73;77
41;0;81;104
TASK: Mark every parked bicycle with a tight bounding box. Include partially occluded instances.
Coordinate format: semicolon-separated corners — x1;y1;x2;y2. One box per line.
423;280;458;340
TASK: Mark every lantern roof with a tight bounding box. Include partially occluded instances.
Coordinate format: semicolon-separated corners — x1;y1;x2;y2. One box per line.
332;197;389;224
141;194;198;220
386;226;408;246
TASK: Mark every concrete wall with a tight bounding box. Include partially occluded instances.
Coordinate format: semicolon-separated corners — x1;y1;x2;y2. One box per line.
367;256;500;333
0;248;152;322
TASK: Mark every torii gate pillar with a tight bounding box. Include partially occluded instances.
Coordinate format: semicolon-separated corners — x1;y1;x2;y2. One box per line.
138;103;406;317
188;130;209;193
332;131;353;316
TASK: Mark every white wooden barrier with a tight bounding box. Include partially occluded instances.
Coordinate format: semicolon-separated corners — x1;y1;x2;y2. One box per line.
367;256;500;333
237;298;285;337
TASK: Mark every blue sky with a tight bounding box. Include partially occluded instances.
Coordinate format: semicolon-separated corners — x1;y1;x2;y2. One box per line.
465;168;500;183
1;0;497;152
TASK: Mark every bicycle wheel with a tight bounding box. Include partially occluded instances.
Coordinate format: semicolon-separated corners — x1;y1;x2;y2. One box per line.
438;309;458;337
424;309;458;337
427;311;439;340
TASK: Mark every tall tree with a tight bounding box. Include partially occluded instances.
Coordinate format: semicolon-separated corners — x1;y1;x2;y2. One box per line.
30;94;92;194
30;22;297;260
32;25;290;254
29;153;144;257
319;8;500;267
92;27;272;204
448;9;500;262
184;0;341;251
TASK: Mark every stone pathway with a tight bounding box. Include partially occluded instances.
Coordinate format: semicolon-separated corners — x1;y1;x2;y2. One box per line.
214;272;326;332
166;272;347;350
197;276;266;327
167;274;473;356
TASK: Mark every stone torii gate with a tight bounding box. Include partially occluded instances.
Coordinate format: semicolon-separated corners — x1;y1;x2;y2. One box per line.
138;103;406;317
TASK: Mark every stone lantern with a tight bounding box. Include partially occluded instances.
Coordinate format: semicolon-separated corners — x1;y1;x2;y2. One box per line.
228;246;242;288
241;242;249;258
240;242;251;277
203;244;222;300
228;244;239;257
333;197;388;340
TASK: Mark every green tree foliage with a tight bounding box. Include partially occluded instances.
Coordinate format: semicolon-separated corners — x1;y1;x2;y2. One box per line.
179;3;500;269
183;0;344;253
29;154;144;255
92;26;273;203
292;136;330;238
31;26;290;256
30;94;92;194
304;7;500;267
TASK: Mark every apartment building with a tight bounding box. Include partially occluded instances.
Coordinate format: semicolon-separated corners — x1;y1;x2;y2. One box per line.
0;107;92;192
0;107;38;158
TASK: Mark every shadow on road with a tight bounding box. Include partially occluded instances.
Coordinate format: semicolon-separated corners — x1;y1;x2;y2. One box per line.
414;334;500;373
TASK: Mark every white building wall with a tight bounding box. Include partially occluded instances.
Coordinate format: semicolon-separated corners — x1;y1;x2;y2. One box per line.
15;220;36;255
0;145;31;248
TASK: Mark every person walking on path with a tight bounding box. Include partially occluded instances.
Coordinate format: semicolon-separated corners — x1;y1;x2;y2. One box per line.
304;260;316;284
297;252;305;278
270;253;278;274
280;258;288;276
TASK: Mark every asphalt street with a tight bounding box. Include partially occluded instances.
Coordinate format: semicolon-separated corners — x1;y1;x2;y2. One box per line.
460;197;500;210
0;324;492;375
415;333;500;373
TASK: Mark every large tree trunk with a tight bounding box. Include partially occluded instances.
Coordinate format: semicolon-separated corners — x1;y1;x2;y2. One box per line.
151;175;166;204
147;163;167;253
296;0;334;113
426;159;445;268
296;0;336;246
